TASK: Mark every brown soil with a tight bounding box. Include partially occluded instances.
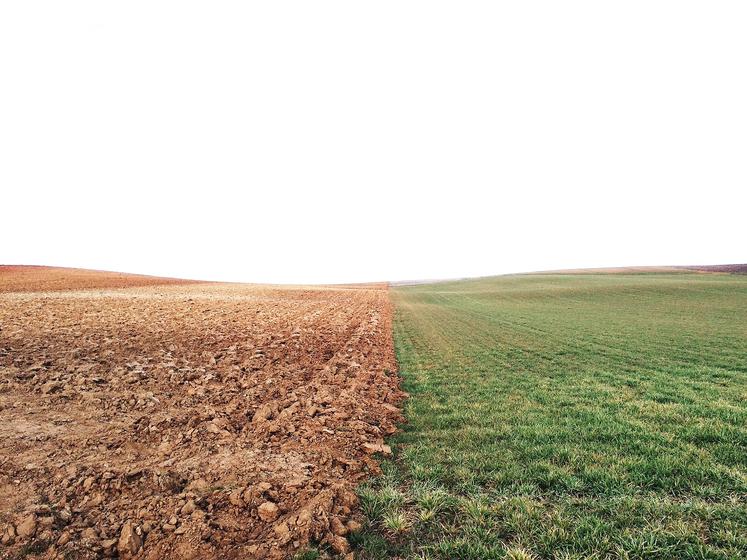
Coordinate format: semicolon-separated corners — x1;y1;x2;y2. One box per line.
676;264;747;274
0;266;202;293
0;268;403;559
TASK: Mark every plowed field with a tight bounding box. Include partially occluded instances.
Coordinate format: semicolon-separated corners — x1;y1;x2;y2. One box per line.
0;267;403;559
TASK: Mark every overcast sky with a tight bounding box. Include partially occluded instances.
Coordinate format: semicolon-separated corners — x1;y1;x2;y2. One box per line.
2;2;745;284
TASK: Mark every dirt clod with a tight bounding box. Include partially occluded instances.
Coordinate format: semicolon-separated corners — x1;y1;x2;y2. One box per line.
328;533;350;554
16;514;36;538
81;527;98;540
258;502;280;522
0;267;403;559
118;520;142;556
362;442;392;455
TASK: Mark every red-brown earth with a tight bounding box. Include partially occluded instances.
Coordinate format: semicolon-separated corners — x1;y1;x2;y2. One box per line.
0;266;204;293
0;267;403;559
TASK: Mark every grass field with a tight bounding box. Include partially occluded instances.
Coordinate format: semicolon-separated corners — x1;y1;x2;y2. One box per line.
354;273;747;559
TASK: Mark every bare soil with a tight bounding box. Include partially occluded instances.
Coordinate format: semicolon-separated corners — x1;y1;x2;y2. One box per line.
677;263;747;274
0;268;403;559
0;266;202;293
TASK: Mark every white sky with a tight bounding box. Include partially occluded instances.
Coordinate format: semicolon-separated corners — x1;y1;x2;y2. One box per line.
1;2;745;284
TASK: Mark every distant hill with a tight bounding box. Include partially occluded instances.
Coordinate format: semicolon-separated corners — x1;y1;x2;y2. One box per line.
0;265;200;293
676;264;747;274
532;264;747;275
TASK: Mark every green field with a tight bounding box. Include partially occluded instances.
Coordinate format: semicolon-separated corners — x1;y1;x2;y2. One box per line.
354;273;747;559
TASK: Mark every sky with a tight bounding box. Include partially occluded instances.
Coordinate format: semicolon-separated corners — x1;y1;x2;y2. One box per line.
1;2;745;284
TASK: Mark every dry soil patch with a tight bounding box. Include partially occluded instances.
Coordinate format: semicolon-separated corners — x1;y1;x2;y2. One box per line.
0;271;402;559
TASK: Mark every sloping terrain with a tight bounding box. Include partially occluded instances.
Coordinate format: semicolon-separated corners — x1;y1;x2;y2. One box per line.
678;264;747;274
532;264;747;275
357;273;747;559
531;265;687;274
0;266;201;293
0;269;404;559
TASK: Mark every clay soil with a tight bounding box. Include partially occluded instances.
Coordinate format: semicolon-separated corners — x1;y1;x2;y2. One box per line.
0;266;204;293
0;267;403;559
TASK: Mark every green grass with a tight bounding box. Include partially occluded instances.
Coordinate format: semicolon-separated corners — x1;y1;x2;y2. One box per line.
356;273;747;559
